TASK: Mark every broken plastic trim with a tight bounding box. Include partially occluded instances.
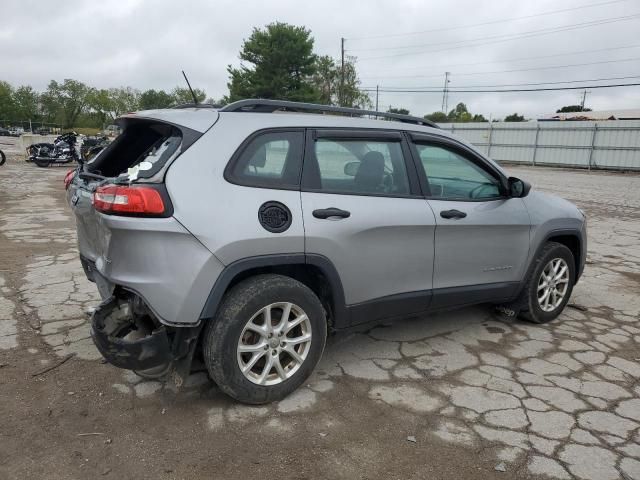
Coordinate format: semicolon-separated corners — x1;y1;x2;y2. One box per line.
90;294;172;371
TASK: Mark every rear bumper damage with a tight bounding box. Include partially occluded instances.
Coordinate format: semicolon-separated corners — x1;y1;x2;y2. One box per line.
72;211;225;327
90;293;202;384
91;295;172;371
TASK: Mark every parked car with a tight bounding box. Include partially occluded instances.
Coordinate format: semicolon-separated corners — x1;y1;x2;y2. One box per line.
0;127;10;136
67;99;587;404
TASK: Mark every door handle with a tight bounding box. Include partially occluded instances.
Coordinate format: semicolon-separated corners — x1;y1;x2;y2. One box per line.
312;208;351;219
440;209;467;219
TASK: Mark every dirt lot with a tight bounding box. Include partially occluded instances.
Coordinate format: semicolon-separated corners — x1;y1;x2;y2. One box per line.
1;137;639;480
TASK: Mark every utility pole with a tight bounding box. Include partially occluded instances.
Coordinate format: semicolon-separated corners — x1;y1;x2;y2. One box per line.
580;89;590;111
375;85;379;112
340;37;345;107
441;72;450;113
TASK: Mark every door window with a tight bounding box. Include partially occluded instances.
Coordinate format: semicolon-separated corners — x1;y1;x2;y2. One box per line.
311;138;410;196
415;144;503;200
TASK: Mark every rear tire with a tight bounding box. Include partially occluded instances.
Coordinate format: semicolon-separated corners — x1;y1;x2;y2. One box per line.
35;159;51;168
0;150;5;166
203;274;327;404
517;242;575;324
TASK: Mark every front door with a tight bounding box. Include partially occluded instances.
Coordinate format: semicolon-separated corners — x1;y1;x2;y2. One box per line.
410;138;530;305
301;130;437;325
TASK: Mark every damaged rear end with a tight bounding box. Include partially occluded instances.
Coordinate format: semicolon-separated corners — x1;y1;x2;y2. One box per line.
92;295;171;372
66;108;223;379
91;293;200;380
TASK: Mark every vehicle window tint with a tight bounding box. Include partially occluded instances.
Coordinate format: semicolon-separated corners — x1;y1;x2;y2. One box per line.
415;144;502;200
313;139;410;195
230;131;303;188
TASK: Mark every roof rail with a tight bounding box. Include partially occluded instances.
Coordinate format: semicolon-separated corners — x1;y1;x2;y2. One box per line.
172;103;221;109
220;99;439;128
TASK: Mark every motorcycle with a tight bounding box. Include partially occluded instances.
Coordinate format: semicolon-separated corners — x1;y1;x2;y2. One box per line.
80;136;110;162
27;132;82;167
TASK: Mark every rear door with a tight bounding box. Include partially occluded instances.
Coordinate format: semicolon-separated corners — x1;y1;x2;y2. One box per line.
408;134;530;305
301;129;437;325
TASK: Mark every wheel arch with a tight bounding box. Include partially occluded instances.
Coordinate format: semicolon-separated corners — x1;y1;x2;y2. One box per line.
545;232;581;277
199;254;347;329
524;228;584;289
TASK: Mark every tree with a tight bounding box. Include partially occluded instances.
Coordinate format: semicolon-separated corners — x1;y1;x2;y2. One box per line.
40;79;92;127
13;86;39;121
311;55;371;108
556;105;592;113
0;81;16;123
424;104;487;123
312;55;336;105
89;87;140;127
171;87;207;105
388;107;410;115
447;103;474;122
204;97;227;106
424;111;449;122
139;89;174;110
504;113;525;122
226;22;319;103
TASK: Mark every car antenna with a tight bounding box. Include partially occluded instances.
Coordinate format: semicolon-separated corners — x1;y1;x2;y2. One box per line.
182;70;198;105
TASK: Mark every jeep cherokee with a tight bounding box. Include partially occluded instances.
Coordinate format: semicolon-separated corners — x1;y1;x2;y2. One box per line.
66;99;587;404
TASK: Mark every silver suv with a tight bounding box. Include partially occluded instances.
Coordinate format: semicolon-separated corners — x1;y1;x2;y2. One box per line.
67;100;587;404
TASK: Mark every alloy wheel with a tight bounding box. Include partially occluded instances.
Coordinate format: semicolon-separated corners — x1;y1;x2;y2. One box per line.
537;258;570;312
237;302;312;386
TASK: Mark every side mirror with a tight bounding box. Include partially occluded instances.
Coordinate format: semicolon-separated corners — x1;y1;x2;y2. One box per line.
508;177;531;198
344;161;360;177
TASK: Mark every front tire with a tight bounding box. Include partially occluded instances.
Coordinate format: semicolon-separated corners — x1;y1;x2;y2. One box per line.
518;242;575;324
0;150;5;166
203;274;327;404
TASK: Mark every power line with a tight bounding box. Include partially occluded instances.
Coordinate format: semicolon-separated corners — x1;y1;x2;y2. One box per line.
346;0;631;41
357;44;640;76
362;82;640;93
355;14;640;60
361;74;640;90
360;57;640;81
351;14;640;53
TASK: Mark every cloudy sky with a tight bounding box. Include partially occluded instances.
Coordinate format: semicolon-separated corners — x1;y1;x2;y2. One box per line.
1;0;639;118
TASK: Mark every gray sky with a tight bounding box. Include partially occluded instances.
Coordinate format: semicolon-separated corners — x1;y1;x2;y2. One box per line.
1;0;639;118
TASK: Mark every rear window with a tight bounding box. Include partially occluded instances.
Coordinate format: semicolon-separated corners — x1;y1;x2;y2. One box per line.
87;122;183;179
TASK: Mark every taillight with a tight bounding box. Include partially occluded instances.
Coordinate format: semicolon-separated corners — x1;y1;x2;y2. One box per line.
93;185;166;216
64;169;76;190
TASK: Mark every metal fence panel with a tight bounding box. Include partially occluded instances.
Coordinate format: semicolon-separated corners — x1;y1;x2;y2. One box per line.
439;120;640;170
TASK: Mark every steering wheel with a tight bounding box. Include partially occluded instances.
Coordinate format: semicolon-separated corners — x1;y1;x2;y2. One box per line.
469;183;498;199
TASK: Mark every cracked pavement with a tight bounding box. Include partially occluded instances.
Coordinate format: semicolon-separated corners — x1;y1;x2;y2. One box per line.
0;138;639;480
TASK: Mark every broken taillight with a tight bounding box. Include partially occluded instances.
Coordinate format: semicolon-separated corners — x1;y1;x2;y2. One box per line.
64;169;76;190
93;185;166;216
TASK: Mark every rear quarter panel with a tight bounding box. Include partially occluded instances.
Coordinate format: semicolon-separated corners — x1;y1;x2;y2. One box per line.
165;116;305;265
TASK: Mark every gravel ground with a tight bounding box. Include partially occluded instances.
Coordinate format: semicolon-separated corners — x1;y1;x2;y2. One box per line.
1;136;639;480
